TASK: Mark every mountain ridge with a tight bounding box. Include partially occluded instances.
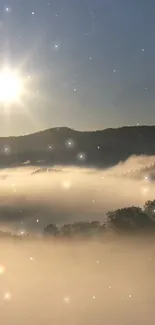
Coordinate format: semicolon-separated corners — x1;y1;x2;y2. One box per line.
1;124;155;139
0;125;155;168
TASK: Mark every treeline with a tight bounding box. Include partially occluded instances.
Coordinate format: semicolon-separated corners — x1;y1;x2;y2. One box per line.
44;200;155;238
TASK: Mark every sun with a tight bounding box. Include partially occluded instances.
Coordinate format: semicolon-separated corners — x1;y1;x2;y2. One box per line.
0;68;23;103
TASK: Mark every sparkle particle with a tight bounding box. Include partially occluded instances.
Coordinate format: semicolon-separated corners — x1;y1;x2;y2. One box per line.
66;139;75;148
77;152;86;161
4;146;10;154
64;296;70;303
54;43;60;51
62;181;71;190
4;6;11;13
4;292;12;301
0;265;5;275
141;187;149;195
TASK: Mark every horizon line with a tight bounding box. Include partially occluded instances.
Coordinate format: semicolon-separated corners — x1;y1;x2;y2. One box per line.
0;124;155;139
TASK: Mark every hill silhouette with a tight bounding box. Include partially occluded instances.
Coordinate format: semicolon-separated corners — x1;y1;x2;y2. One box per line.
0;125;155;168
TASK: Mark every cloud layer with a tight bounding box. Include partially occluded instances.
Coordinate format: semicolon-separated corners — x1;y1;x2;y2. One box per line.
0;155;154;232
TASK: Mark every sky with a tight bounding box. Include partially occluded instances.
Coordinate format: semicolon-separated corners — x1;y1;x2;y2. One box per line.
0;0;155;136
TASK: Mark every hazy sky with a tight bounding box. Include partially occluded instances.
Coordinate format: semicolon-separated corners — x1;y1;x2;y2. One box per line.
0;0;155;135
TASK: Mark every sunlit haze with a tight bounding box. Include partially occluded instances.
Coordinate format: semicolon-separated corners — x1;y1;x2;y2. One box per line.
0;1;155;324
0;68;23;103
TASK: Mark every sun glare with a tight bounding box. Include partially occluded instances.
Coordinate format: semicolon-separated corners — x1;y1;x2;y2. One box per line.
0;68;23;103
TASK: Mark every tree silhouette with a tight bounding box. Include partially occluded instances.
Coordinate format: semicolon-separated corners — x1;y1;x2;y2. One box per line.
44;221;106;238
43;201;155;238
60;221;103;238
106;206;152;231
143;200;155;222
44;224;59;236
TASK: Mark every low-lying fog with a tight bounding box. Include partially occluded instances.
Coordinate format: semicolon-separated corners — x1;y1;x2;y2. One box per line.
0;155;154;232
0;236;155;325
0;155;155;324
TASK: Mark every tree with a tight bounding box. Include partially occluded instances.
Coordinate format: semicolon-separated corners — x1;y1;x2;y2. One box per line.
143;200;155;222
106;206;152;231
59;221;105;238
44;224;59;236
60;222;91;237
60;223;74;237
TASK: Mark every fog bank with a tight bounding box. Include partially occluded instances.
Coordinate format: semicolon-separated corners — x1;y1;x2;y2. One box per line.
0;155;154;232
0;236;155;325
